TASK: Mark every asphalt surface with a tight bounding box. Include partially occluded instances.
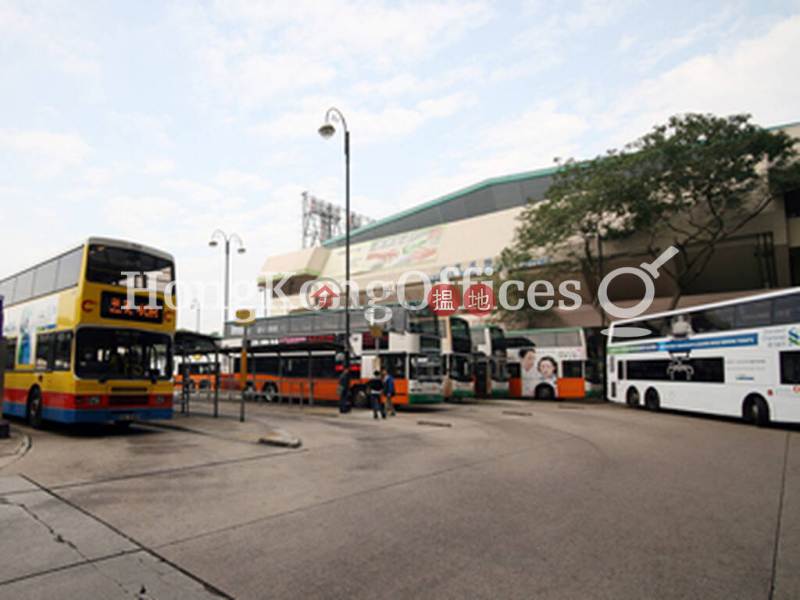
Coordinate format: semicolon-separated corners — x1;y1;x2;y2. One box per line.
1;398;798;599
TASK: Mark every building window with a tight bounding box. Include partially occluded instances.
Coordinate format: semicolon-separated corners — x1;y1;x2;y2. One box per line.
785;189;800;219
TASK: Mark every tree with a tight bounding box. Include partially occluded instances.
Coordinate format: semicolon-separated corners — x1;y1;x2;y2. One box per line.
499;113;800;318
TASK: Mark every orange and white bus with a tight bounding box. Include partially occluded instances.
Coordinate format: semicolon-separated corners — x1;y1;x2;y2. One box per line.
225;305;443;406
505;327;602;400
1;238;176;427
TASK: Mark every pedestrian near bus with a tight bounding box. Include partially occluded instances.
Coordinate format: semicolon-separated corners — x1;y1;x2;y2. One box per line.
338;369;350;414
382;368;396;416
369;371;385;419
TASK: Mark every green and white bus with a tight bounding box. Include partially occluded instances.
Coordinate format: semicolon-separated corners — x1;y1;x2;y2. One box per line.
606;287;800;426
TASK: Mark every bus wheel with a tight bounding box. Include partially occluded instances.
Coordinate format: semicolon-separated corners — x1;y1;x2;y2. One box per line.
187;380;196;393
644;388;660;411
352;388;369;409
244;383;256;401
263;383;277;403
626;387;640;408
535;384;555;401
27;387;45;429
743;394;770;427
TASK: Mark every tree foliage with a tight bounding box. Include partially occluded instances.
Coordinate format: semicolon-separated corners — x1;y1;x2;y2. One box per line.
500;113;800;316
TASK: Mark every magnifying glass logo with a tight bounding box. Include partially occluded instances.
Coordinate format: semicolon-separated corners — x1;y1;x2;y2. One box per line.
599;246;679;336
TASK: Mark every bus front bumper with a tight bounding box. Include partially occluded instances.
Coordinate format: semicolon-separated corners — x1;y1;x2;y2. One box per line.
41;407;174;423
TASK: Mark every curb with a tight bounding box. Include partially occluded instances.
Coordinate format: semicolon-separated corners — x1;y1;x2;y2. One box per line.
417;420;452;428
140;420;302;449
0;430;32;468
258;435;302;448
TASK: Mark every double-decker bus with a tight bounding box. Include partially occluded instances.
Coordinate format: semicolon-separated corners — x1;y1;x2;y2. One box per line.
1;238;176;427
471;325;509;397
224;304;443;406
442;316;473;401
607;288;800;426
505;327;602;400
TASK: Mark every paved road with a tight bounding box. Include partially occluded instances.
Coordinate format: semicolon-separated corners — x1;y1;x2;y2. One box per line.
2;399;799;599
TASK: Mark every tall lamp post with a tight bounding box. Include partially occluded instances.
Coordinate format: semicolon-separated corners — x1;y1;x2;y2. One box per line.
318;108;351;379
190;298;201;332
587;231;605;400
209;230;245;332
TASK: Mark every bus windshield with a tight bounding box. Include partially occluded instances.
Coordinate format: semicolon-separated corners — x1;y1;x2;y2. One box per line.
76;328;172;381
86;244;174;292
410;355;442;381
450;355;472;381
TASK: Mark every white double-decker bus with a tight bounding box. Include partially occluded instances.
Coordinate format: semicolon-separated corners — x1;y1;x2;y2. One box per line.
606;287;800;426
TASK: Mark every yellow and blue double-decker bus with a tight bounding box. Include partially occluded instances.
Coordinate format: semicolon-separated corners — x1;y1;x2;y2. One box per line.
1;238;176;427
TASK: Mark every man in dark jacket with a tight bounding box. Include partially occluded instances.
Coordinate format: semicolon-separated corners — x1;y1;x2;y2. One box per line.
382;368;396;416
369;371;385;419
338;369;350;414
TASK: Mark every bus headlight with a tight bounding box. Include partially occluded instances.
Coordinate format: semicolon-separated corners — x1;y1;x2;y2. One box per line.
88;396;102;405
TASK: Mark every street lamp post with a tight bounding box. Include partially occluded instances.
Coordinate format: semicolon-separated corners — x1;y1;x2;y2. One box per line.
319;108;351;394
209;230;245;332
587;230;606;401
190;298;201;332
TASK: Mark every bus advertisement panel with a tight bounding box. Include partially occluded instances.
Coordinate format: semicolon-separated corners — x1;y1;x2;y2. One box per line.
606;287;800;426
1;238;176;427
505;327;599;400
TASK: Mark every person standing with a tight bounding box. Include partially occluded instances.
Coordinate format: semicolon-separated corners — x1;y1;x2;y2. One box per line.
382;368;396;416
369;370;385;419
338;368;350;414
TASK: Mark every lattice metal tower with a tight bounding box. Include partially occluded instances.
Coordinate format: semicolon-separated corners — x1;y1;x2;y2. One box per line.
302;191;374;248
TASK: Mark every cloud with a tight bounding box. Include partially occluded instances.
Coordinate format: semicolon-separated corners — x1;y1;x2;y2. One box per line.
608;14;800;144
161;178;222;205
0;129;93;178
213;169;271;192
178;0;493;109
141;157;176;175
251;92;476;144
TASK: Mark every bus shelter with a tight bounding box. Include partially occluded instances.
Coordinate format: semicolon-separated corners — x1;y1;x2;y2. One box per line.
174;331;222;417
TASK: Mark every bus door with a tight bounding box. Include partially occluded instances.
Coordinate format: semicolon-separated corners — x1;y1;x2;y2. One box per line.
474;356;490;396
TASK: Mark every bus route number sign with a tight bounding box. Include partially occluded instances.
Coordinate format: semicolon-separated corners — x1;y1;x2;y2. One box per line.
100;291;164;324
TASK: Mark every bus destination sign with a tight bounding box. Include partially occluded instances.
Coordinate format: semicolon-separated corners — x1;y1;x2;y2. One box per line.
100;291;164;324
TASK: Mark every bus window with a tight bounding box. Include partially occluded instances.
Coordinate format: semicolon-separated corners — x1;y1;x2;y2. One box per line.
5;338;16;370
562;360;583;378
692;307;734;333
774;296;800;325
780;351;800;385
55;248;83;290
312;355;336;378
381;353;406;379
54;332;72;371
36;333;54;370
283;356;309;378
33;260;58;297
735;300;772;329
556;331;581;347
86;245;174;292
12;269;34;304
617;360;625;380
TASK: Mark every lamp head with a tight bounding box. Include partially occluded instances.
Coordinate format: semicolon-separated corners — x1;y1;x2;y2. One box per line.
208;239;218;247
318;123;336;139
237;247;246;254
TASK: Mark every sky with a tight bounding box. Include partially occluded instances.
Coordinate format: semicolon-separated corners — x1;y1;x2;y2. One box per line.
1;0;799;334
